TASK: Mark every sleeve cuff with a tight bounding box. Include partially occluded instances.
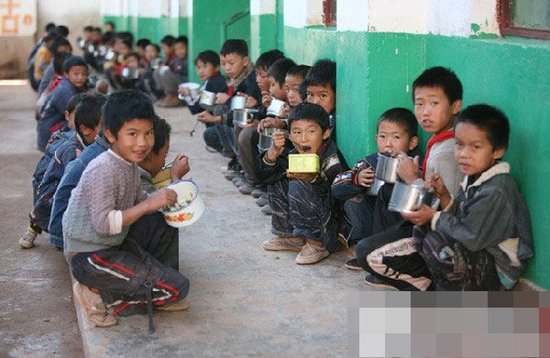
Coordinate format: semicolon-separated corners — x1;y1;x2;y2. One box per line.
262;154;276;166
108;210;123;235
431;211;442;231
443;195;455;211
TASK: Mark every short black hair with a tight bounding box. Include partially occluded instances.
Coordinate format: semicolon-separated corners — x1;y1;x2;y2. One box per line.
175;35;188;47
54;25;69;38
455;104;509;150
136;38;151;49
220;39;248;57
288;102;330;132
255;49;285;71
45;22;56;32
51;37;72;54
75;93;107;139
62;55;88;73
268;58;297;86
83;25;94;33
160;35;176;47
104;21;115;31
195;50;220;67
287;65;311;80
147;43;161;53
152;116;172;154
304;58;336;93
102;90;156;137
66;92;87;114
53;51;72;74
412;66;463;105
377;107;418;137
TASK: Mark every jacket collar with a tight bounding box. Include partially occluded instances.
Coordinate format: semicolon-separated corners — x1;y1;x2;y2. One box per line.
460;162;510;192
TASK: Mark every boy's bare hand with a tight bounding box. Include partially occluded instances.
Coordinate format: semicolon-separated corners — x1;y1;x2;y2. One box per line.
258;117;286;131
215;92;230;104
397;155;420;184
427;172;451;208
357;167;375;187
235;92;258;108
197;111;220;124
178;85;190;96
265;130;287;163
170;154;190;180
149;187;177;211
287;172;317;182
400;204;436;225
281;103;290;118
261;91;272;108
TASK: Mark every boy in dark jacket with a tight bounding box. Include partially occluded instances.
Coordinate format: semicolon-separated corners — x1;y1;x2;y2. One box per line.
259;103;348;264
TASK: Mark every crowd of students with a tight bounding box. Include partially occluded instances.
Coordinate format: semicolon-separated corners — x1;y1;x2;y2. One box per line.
22;23;534;330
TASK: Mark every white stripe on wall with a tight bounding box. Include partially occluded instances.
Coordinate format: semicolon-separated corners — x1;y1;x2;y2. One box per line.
284;0;323;28
251;0;276;16
337;0;369;32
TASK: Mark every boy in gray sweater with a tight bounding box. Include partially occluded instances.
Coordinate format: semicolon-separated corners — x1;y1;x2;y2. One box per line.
63;90;189;328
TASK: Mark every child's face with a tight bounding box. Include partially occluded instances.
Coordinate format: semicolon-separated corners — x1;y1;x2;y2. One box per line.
375;120;418;155
64;109;76;129
139;140;170;178
285;74;303;107
220;53;249;80
56;44;72;54
269;76;286;101
454;122;505;177
413;86;461;134
105;118;155;163
195;60;218;81
306;84;335;114
66;65;88;89
174;42;187;58
126;56;139;68
145;45;159;61
290;119;330;154
255;67;270;92
161;43;172;57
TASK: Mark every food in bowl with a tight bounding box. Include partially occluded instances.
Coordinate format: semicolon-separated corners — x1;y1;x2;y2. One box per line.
161;180;205;227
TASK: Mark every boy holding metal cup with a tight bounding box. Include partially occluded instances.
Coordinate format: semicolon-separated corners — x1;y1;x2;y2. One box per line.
331;108;422;269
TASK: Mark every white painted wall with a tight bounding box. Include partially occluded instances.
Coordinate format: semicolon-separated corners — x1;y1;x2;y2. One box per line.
427;0;471;37
337;0;369;31
471;0;499;35
136;0;161;17
369;0;429;34
284;0;323;28
251;0;276;16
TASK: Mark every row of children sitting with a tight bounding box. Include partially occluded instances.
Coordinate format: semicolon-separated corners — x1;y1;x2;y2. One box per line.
22;89;192;328
90;30;189;108
183;43;534;291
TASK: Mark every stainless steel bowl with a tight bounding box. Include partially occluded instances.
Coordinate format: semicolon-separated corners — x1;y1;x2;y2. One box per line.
367;177;385;196
375;153;400;183
233;108;259;126
388;180;434;213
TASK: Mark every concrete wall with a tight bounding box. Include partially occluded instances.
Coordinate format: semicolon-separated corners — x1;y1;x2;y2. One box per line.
0;0;100;79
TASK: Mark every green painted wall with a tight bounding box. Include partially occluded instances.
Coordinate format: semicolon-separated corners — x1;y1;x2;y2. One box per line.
188;0;250;82
283;26;337;65
250;14;277;61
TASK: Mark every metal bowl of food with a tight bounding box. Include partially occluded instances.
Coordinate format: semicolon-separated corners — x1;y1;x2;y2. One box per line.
388;179;434;213
375;153;400;183
233;108;259;127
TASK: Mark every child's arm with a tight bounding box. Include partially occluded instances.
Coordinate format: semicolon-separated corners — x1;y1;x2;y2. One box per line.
120;188;177;227
397;155;421;184
170;154;190;181
331;159;373;200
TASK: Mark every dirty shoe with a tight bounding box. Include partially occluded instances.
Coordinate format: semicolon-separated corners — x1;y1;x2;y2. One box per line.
72;282;117;327
155;299;189;312
296;242;329;265
262;237;305;252
19;227;38;249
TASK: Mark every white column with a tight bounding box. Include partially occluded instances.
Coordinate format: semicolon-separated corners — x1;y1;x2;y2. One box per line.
251;0;276;16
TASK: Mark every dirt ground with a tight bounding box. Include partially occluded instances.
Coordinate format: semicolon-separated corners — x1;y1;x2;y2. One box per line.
0;81;83;357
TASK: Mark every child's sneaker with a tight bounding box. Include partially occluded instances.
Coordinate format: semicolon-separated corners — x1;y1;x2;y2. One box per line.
296;242;329;265
155;299;190;312
72;281;117;327
344;258;363;271
19;227;38;249
262;237;305;252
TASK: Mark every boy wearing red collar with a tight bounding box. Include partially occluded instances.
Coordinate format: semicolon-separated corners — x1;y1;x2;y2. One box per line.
357;66;465;291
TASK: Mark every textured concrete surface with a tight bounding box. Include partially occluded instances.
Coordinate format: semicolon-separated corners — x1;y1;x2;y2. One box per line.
0;82;377;357
0;82;83;357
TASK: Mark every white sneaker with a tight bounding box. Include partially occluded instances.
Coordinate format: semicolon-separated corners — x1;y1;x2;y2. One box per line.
19;228;38;249
296;242;329;265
